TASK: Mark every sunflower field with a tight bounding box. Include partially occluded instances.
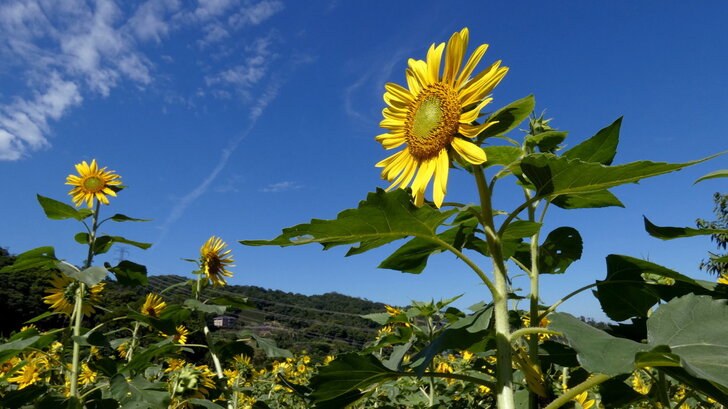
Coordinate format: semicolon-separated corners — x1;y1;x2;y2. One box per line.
2;28;728;409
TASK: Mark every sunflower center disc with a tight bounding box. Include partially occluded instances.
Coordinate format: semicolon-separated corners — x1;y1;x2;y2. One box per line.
83;176;103;191
405;83;460;160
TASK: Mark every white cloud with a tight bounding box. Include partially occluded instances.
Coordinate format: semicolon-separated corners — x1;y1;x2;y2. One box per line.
193;0;237;21
229;0;284;28
127;0;180;43
204;35;276;96
0;74;82;160
260;181;303;193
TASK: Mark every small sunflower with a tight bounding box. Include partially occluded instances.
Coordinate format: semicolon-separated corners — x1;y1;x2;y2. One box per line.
43;274;105;316
7;361;41;389
167;325;190;344
78;362;98;386
375;28;508;207
200;236;234;287
141;293;167;318
65;159;122;208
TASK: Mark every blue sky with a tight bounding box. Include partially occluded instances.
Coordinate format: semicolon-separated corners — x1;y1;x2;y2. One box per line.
1;1;727;321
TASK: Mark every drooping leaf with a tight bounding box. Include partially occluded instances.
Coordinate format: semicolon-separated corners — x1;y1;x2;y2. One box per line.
308;353;400;403
524;131;568;153
0;246;57;273
551;190;624;209
538;227;582;274
0;335;41;363
694;169;728;184
59;264;107;287
644;216;728;240
378;221;475;274
244;330;293;358
477;95;535;143
648;294;728;388
520;152;721;198
208;295;255;310
240;189;457;257
549;313;645;376
36;195;92;221
93;235;152;255
562;117;621;165
184;299;226;315
107;213;152;222
108;260;148;286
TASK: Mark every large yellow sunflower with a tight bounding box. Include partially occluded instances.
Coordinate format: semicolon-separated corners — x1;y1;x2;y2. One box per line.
65;159;122;208
200;236;234;286
375;28;508;207
43;274;105;316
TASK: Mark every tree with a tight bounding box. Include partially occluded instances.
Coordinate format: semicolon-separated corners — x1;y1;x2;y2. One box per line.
696;192;728;276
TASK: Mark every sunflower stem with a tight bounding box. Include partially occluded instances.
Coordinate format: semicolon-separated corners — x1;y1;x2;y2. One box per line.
473;164;515;409
70;201;101;399
126;321;140;362
543;374;611;409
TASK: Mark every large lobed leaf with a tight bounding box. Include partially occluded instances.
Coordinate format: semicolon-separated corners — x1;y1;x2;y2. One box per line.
240;189;456;256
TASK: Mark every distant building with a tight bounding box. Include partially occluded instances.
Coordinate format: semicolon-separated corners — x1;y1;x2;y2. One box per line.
213;315;236;328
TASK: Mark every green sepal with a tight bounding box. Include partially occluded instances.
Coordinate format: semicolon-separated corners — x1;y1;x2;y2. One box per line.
644;216;728;240
0;246;57;273
36;195;92;221
476;95;535;144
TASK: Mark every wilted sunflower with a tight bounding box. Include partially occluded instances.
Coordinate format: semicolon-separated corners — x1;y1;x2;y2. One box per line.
375;28;508;207
43;274;105;316
200;236;234;286
66;159;122;208
141;293;167;318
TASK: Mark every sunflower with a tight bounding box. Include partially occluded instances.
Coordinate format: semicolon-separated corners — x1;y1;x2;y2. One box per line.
375;28;508;207
7;361;41;389
169;325;190;344
200;236;234;287
65;159;122;208
43;274;105;316
140;293;167;318
78;362;98;386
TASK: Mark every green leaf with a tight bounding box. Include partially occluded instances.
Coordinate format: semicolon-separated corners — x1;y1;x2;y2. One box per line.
0;384;49;409
538;227;582;274
93;236;152;255
520;152;721;198
186;399;225;409
411;304;493;375
111;374;170;408
72;331;111;349
36;195;92;221
213;339;255;363
648;294;728;388
123;343;178;374
483;146;522;169
0;246;57;273
0;336;41;363
593;255;710;321
524;130;568;153
244;331;293;359
378;221;475;274
208;295;255;310
477;95;535;143
598;376;644;408
549;313;645;376
240;189;457;257
107;213;152;222
309;353;400;403
644;216;728;240
551;190;624;209
24;311;59;324
184;299;226;315
694;169;728;184
108;260;148;286
502;220;542;240
59;264;107;286
562;117;621;165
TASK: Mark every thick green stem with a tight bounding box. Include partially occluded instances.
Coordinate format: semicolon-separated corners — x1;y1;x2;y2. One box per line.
473;165;515;409
543;374;611;409
70;201;101;398
126;321;141;362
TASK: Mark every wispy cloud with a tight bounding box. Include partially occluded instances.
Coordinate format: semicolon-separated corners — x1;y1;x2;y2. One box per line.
260;181;303;193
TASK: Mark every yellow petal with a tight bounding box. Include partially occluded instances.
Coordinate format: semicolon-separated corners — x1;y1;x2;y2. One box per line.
459;97;493;123
426;42;445;83
432;149;450;208
455;44;488;89
410;157;437;206
451;138;486;164
443;29;467;85
384;82;414;104
408;58;431;87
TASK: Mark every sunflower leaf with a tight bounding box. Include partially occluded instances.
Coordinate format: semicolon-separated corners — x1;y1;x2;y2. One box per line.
107;213;152;222
551;190;625;209
694;169;728;184
184;299;226;315
562;117;621;165
240;189;457;258
108;260;148;286
36;195;92;221
0;246;57;273
520;152;723;199
644;216;728;240
477;95;535;143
